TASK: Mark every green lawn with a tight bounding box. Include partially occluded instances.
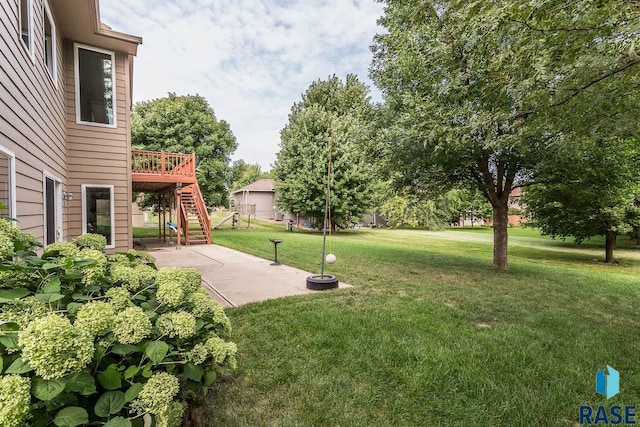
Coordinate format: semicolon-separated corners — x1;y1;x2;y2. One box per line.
144;219;640;425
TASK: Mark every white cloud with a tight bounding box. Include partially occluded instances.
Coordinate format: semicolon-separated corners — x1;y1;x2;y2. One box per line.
100;0;384;170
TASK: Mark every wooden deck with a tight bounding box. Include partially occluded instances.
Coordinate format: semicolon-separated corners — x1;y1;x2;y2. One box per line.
131;150;211;245
131;150;197;193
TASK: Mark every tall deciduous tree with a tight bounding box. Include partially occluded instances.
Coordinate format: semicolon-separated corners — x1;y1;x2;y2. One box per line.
370;0;640;268
273;75;375;230
523;138;640;263
131;94;237;207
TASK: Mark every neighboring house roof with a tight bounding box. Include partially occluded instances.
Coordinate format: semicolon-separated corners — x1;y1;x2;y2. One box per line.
510;187;522;197
233;179;275;194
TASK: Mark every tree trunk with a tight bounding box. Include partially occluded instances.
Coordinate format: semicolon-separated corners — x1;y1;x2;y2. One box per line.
492;201;509;269
605;231;617;264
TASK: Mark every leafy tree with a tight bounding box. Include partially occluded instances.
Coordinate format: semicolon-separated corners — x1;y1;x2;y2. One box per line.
370;0;640;268
229;160;271;192
380;189;461;229
523;138;640;263
131;94;238;207
273;75;375;230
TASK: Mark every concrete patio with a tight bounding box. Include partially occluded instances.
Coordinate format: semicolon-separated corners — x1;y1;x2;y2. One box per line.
144;242;349;308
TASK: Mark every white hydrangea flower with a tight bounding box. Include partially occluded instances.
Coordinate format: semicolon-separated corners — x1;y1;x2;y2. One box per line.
134;372;180;415
156;267;201;293
113;306;152;344
156;400;185;427
18;314;94;379
156;281;186;309
155;311;197;339
126;249;156;265
205;335;238;369
43;241;79;258
0;375;31;427
74;301;115;336
188;343;208;365
0;296;50;328
105;286;132;311
188;289;232;338
0;233;14;260
111;264;157;291
76;248;108;285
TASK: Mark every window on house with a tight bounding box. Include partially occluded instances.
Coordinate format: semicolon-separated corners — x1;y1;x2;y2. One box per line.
82;185;114;248
75;45;116;126
0;146;16;218
43;1;56;83
20;0;33;55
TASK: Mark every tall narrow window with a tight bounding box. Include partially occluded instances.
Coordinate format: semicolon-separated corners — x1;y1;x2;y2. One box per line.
20;0;33;56
43;173;62;245
0;147;15;218
82;185;114;248
75;44;116;126
43;1;56;83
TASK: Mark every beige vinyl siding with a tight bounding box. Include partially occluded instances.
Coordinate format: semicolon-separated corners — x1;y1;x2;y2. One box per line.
65;40;132;252
0;0;66;239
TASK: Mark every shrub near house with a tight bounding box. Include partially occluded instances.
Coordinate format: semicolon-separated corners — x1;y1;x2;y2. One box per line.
0;218;236;427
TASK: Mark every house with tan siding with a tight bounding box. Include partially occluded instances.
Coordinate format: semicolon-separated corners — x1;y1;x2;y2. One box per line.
0;0;141;251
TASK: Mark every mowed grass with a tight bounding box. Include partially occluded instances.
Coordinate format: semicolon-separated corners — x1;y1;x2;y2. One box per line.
143;218;640;425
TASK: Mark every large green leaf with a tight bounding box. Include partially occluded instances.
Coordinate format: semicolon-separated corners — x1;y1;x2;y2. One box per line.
5;357;33;374
34;293;65;303
94;391;126;417
0;356;3;373
53;407;89;427
45;393;78;411
204;369;217;386
184;362;203;382
123;365;141;379
112;344;141;355
145;341;169;364
97;364;122;390
141;363;153;378
42;263;60;271
63;371;96;396
104;417;132;427
42;276;61;294
0;334;18;349
0;288;29;302
124;383;143;403
32;377;66;401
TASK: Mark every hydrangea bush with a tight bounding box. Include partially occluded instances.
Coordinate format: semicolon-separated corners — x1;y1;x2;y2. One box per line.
0;218;237;427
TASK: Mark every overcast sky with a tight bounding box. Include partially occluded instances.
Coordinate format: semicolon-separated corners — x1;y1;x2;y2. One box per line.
100;0;385;170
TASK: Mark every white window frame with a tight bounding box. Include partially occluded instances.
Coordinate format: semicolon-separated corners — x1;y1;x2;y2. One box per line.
42;171;62;246
43;0;57;86
74;43;117;128
19;0;34;60
81;184;115;249
0;145;16;218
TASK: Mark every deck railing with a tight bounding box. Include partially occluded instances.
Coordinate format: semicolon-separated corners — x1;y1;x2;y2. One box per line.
131;150;195;177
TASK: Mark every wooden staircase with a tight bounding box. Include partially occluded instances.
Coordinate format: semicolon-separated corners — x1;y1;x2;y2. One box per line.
178;183;211;245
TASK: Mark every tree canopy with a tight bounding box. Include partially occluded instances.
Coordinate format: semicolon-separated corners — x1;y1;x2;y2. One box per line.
131;94;238;207
370;0;640;268
273;75;376;229
523;138;640;263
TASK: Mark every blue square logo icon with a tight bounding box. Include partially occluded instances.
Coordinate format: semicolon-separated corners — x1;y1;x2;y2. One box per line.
596;365;619;399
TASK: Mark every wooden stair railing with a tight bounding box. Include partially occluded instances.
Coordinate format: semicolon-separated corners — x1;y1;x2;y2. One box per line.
178;183;211;245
